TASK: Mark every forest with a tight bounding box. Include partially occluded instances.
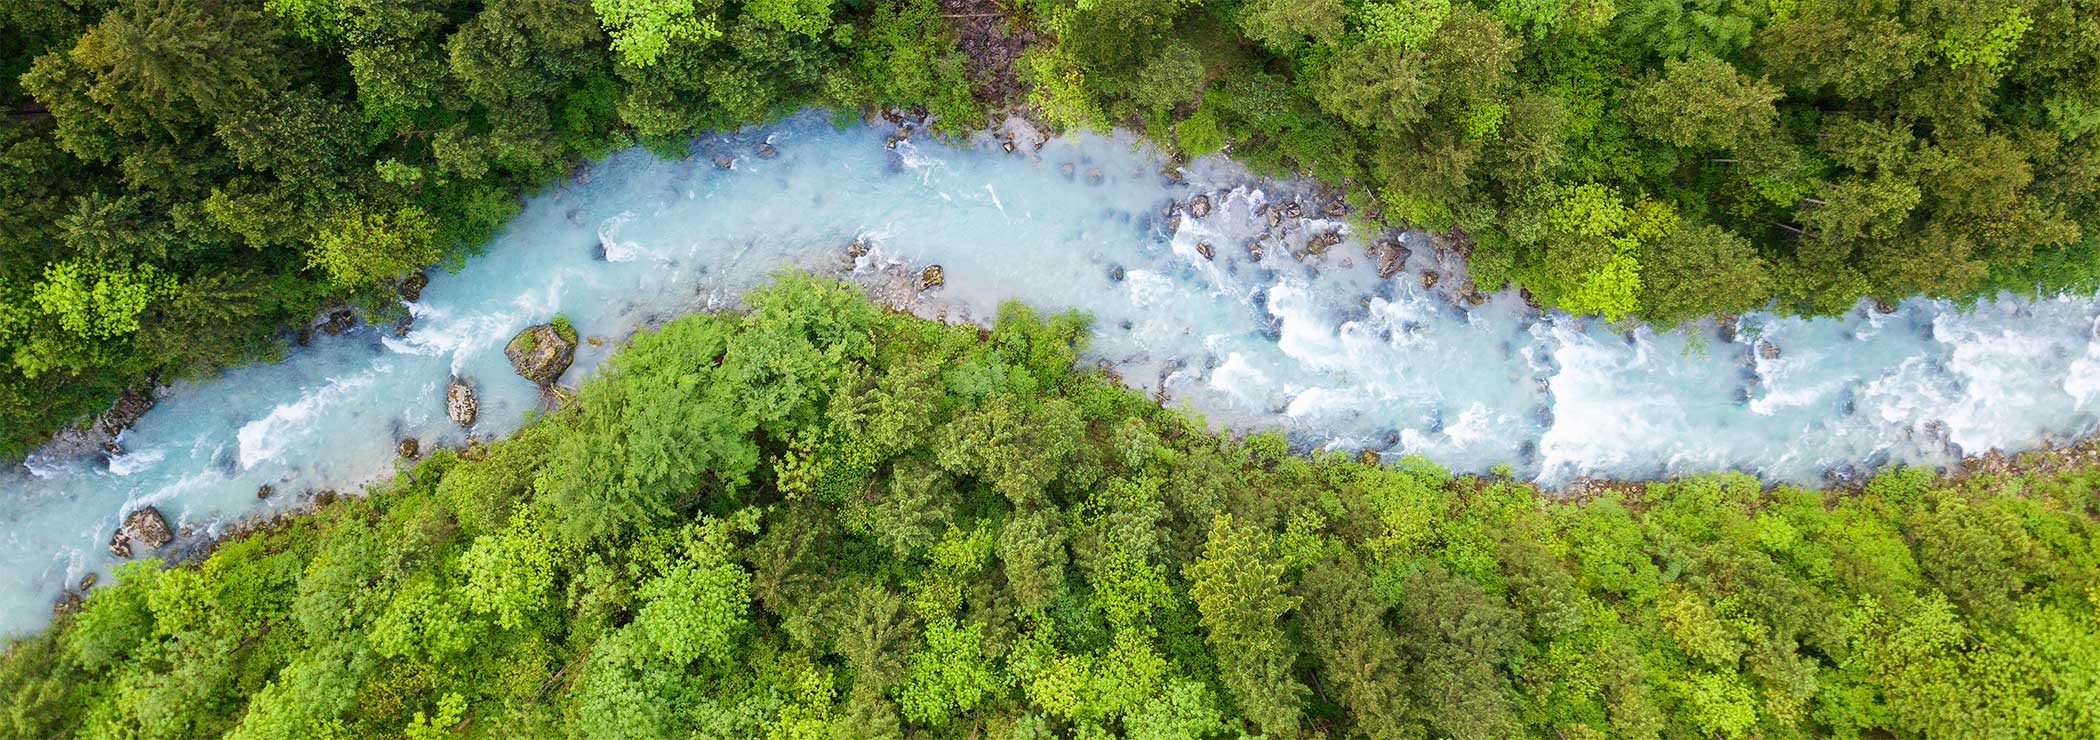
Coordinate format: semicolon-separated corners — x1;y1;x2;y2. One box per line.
4;0;2100;457
4;276;2096;739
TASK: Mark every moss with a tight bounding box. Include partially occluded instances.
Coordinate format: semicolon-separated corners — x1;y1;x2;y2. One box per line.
550;314;578;346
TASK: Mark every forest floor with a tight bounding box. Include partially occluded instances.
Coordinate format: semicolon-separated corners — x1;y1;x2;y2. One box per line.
941;0;1035;105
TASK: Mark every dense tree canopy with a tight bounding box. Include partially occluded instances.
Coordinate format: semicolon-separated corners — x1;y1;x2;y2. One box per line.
6;277;2097;739
1023;0;2100;323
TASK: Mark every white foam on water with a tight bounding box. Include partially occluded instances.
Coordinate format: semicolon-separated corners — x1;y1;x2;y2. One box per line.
6;110;2100;636
237;369;382;470
105;448;164;477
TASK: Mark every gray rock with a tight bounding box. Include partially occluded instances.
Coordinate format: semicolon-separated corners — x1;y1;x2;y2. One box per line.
1375;243;1409;278
447;379;479;426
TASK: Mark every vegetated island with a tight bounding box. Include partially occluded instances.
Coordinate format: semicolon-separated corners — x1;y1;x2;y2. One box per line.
7;276;2095;740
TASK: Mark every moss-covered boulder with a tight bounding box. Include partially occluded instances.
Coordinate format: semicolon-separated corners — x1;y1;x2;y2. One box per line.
505;321;577;388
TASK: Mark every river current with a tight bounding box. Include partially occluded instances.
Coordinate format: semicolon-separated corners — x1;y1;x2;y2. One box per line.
4;111;2099;634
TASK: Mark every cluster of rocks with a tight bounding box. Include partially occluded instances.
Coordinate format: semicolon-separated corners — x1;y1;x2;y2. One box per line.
25;383;156;460
1175;190;1378;268
107;506;172;559
880;108;931;150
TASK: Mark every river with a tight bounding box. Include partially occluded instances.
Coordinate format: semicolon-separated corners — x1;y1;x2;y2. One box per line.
4;110;2098;635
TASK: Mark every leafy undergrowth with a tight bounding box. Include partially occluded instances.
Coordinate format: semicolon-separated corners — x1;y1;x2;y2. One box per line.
5;275;2097;740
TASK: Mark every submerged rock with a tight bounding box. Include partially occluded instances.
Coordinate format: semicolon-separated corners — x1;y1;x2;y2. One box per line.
1758;340;1782;360
756;142;779;159
256;484;274;500
446;379;479;427
506;324;577;388
1245;239;1265;260
918;264;946;291
1086;167;1103;185
1307;230;1342;256
1195;242;1215;261
713;154;735;169
1187;194;1212;219
1718;316;1739;344
108;506;173;558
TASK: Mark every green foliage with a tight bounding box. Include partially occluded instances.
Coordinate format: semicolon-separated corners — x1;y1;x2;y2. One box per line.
595;0;727;67
31;259;174;342
6;279;2100;739
305;206;441;292
895;618;999;724
1356;0;1451;50
1938;4;2032;72
632;519;753;664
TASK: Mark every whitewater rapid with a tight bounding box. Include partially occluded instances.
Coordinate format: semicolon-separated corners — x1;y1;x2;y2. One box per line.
4;111;2097;635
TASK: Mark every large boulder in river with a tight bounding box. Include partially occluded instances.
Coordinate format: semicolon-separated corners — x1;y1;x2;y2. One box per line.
446;379;478;427
108;506;172;558
505;323;577;388
1375;242;1410;279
